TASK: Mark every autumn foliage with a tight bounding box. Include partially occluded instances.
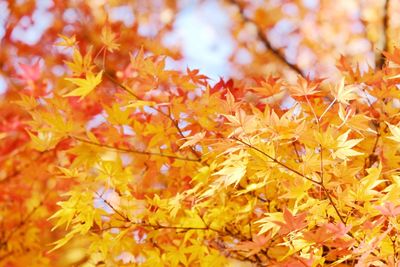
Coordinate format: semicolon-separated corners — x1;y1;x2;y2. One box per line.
2;0;400;266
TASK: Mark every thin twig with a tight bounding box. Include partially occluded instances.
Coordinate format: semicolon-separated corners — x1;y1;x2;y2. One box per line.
292;142;303;163
363;125;380;170
390;234;397;264
97;194;224;234
233;137;346;224
233;137;320;184
102;68;202;160
95;193;130;222
103;70;139;99
70;135;200;162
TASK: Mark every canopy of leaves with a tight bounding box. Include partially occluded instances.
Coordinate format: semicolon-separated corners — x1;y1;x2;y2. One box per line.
1;0;400;266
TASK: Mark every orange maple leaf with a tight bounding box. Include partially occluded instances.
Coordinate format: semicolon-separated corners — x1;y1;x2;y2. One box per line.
287;75;325;101
273;208;308;235
231;232;272;257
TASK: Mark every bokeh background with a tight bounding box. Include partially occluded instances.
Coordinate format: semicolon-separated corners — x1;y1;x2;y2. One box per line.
1;0;399;96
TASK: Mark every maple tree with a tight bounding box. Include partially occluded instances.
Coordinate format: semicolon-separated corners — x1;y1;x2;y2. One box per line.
2;0;400;266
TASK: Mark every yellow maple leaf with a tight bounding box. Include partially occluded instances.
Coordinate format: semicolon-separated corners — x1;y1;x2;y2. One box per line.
28;131;61;152
333;130;363;160
331;77;358;105
65;48;93;76
387;123;400;143
100;26;120;52
213;151;248;187
55;34;77;47
352;164;385;201
180;132;206;149
64;71;103;99
14;94;38;110
256;212;284;236
105;104;132;125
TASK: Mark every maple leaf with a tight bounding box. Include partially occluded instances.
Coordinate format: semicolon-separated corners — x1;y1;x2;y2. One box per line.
224;109;258;136
213;150;248;187
287;75;323;98
186;67;208;85
55;34;77;47
231;232;272;257
387;123;400;143
18;61;41;82
180;132;205;149
333;130;363;160
104;104;132;125
250;76;283;98
331;77;358;105
63;71;103;99
375;202;400;217
352;164;385;201
336;55;361;78
28;131;61;152
272;208;308;235
324;222;352;238
383;48;400;66
14;94;39;110
64;48;94;76
303;227;334;245
100;26;120;52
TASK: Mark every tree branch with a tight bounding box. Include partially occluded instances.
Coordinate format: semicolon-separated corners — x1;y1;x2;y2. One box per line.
70;135;200;162
228;0;304;76
232;137;346;224
96;194;226;236
232;137;320;185
377;0;390;69
102;68;202;161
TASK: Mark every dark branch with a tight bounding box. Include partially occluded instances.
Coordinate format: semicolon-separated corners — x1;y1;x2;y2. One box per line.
377;0;390;69
232;137;346;224
232;137;320;185
96;194;235;237
228;0;304;76
103;70;140;99
70;135;200;162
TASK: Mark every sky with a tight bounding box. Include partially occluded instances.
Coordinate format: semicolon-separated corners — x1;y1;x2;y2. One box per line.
164;0;233;80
